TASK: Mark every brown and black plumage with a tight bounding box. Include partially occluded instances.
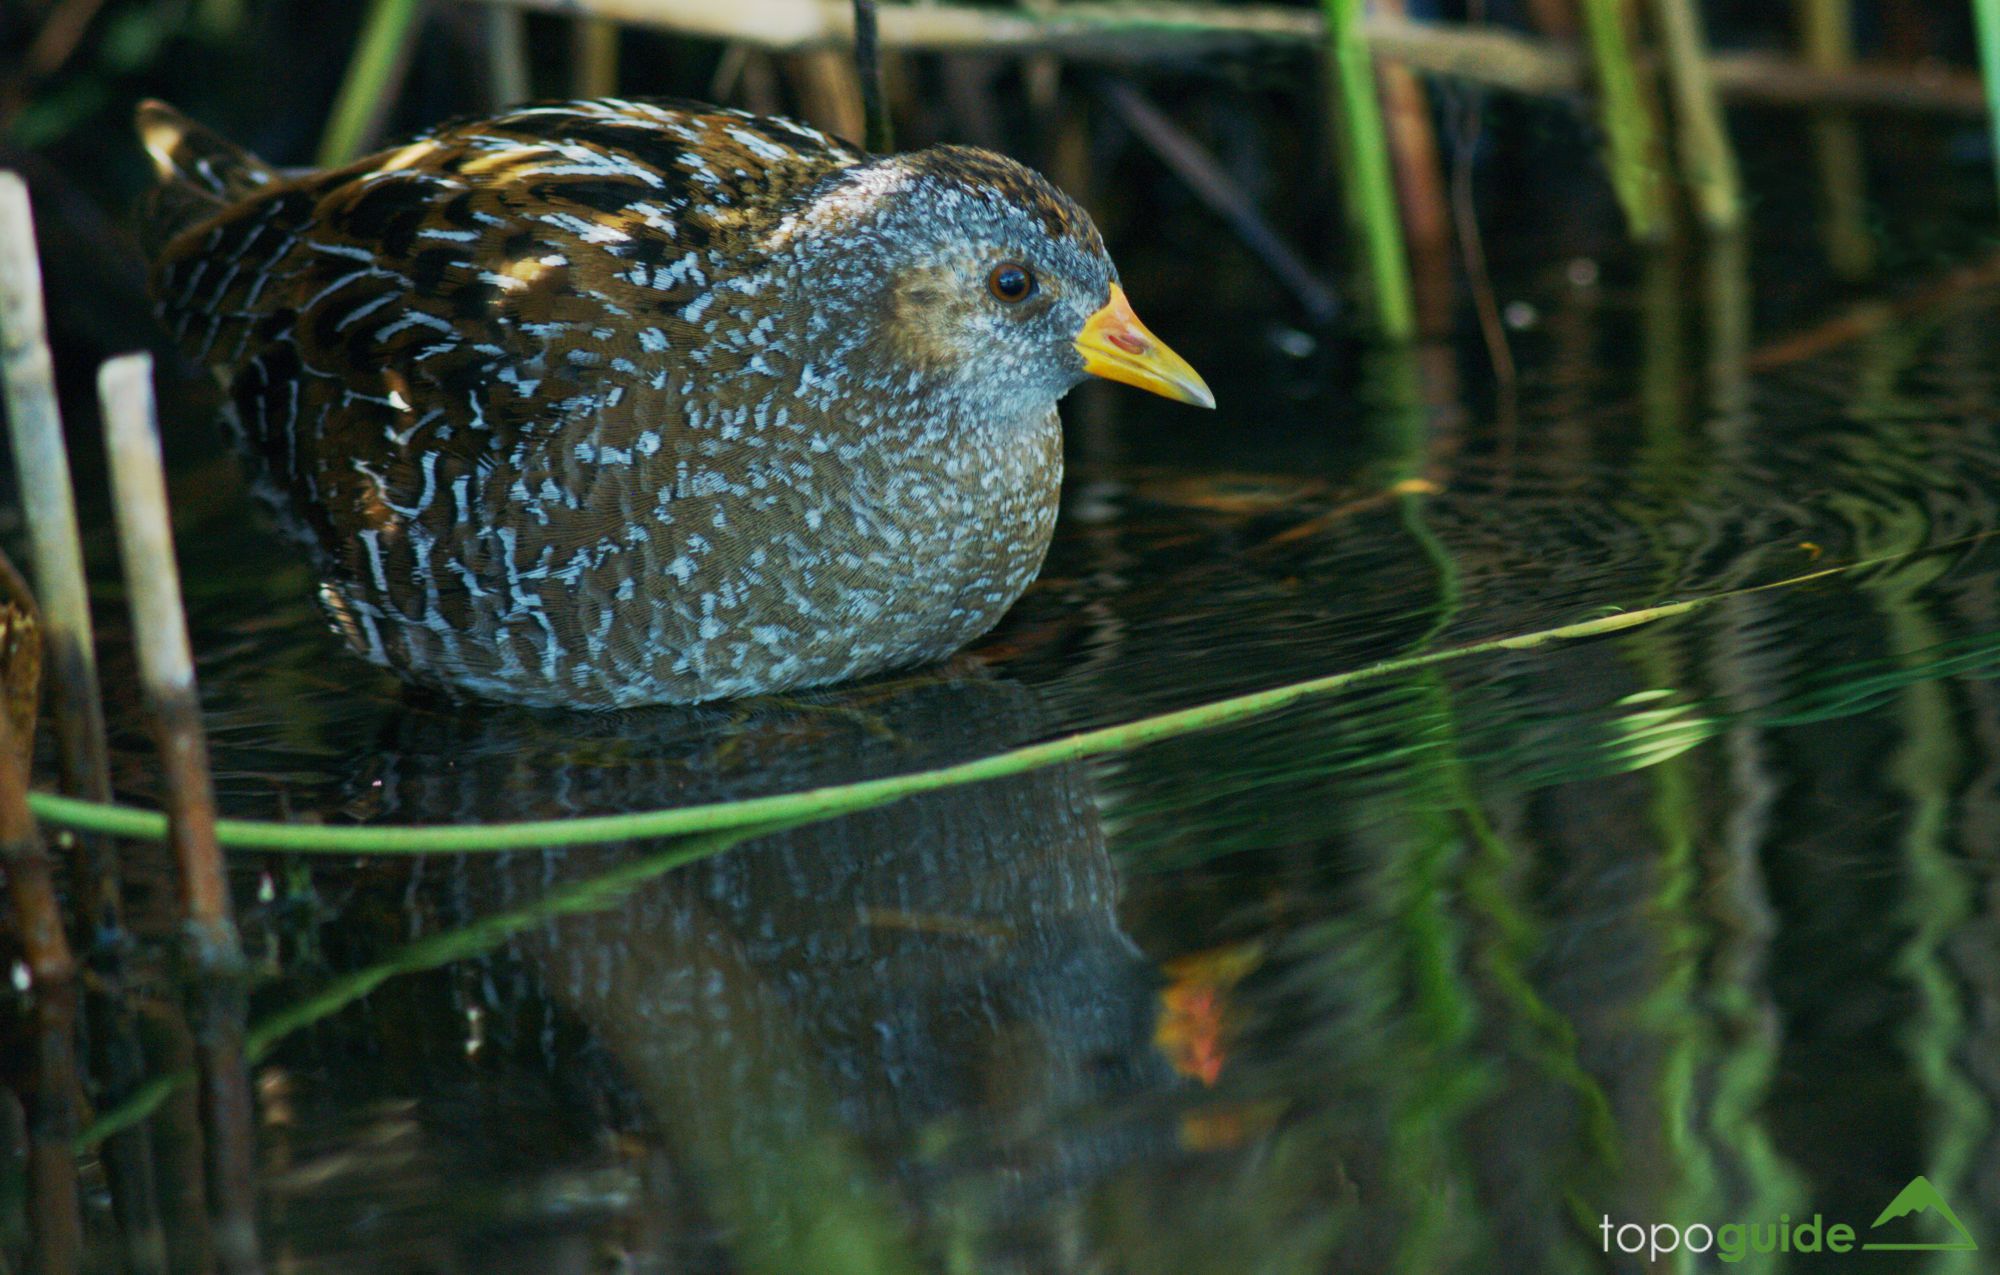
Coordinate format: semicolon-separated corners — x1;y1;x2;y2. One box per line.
138;97;1210;708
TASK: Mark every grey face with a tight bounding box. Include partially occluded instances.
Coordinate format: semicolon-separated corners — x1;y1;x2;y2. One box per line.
908;190;1117;407
775;149;1119;427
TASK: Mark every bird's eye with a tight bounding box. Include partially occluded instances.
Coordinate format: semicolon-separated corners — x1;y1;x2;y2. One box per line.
987;262;1035;304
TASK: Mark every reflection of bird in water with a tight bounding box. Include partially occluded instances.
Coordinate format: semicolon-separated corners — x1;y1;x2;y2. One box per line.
331;663;1177;1271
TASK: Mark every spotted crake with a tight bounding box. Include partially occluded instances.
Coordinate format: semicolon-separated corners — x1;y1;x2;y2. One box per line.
139;97;1210;708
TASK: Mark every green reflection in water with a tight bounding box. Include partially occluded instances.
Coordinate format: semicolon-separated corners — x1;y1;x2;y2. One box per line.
1383;345;1616;1272
1852;318;1991;1275
1872;539;1986;1275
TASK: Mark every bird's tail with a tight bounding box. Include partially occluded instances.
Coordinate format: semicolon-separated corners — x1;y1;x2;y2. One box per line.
134;100;278;255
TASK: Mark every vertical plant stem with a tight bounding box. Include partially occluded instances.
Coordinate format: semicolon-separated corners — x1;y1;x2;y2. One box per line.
1794;0;1872;277
0;706;83;1275
98;354;266;1275
96;358;236;993
0;175;115;857
1702;230;1751;417
1322;0;1416;341
1578;0;1671;241
786;49;866;148
852;0;893;152
1047;88;1124;467
1443;87;1519;427
0;173;169;1274
571;16;619;97
1647;0;1743;232
1976;0;2000;213
1374;0;1453;336
147;1023;217;1273
1638;248;1686;450
483;6;530;107
318;0;426;166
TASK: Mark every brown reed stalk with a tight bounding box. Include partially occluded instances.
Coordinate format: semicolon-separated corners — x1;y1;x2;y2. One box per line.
1523;0;1579;40
98;353;265;1275
0;172;170;1274
1374;0;1455;335
0;693;82;1275
571;16;620;96
1795;0;1873;277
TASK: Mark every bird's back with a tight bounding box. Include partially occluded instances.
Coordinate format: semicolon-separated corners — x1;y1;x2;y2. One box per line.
138;99;1085;709
142;97;864;420
140;100;919;706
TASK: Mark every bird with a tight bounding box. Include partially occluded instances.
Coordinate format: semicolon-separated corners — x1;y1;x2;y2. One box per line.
136;96;1211;709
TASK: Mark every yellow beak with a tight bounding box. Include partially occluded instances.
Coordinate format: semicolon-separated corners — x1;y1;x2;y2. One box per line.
1073;284;1215;409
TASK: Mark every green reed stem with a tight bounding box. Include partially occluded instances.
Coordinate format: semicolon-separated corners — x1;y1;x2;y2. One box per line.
318;0;427;167
34;605;1698;853
1578;0;1670;242
484;6;531;107
1322;0;1416;340
26;538;1996;857
1976;0;2000;212
1648;0;1742;232
1794;0;1873;277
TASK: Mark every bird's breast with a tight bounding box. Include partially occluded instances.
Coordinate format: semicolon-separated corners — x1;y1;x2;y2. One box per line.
695;401;1063;664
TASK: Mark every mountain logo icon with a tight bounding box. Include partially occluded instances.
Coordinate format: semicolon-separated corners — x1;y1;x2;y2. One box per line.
1861;1175;1978;1252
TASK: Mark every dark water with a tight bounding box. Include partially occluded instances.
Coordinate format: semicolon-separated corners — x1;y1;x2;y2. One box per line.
30;230;2000;1274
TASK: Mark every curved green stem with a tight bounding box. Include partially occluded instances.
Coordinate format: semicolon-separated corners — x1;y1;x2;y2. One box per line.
1323;0;1416;339
318;0;426;166
28;540;1989;856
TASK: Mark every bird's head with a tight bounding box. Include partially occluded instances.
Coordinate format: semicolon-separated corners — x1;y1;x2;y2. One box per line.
769;145;1212;423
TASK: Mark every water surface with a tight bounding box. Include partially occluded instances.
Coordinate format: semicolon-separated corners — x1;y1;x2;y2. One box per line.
40;236;2000;1274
